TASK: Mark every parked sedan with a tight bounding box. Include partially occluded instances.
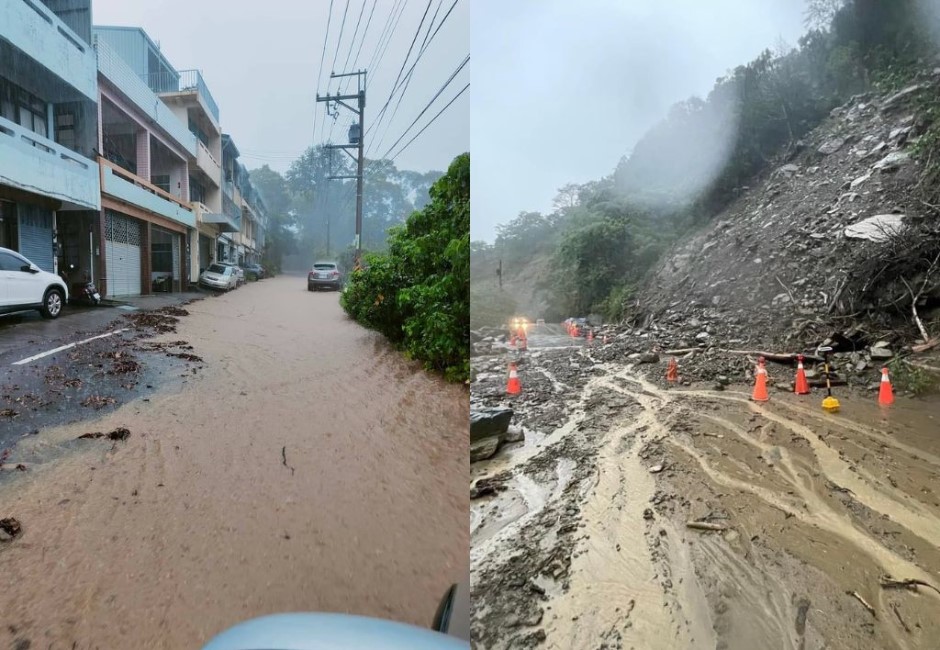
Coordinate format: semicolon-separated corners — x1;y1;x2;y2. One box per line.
0;247;69;319
199;263;238;291
243;263;265;279
307;262;342;291
217;262;245;286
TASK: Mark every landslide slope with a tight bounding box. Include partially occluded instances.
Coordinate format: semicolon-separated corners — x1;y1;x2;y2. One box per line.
636;79;940;352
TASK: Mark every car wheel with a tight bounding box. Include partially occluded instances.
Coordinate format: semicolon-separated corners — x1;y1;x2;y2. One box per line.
40;288;64;319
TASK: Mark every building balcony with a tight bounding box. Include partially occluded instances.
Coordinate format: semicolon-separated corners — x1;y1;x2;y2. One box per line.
196;140;222;187
194;200;239;233
0;114;100;209
99;158;194;228
1;0;97;101
94;37;197;156
148;69;220;126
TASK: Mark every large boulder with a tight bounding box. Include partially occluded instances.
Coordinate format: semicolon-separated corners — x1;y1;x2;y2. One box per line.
470;407;514;443
471;436;502;462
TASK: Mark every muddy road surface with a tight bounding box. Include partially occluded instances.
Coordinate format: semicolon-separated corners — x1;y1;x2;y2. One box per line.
471;335;940;650
0;276;468;649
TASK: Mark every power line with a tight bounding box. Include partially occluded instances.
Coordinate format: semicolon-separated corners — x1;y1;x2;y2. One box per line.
366;0;460;153
330;0;352;76
352;0;379;78
314;0;337;145
388;82;468;162
371;0;443;153
367;0;433;139
366;0;402;73
340;0;368;80
324;0;351;145
381;54;467;159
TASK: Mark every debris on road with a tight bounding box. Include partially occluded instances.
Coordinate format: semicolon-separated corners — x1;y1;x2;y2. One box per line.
0;517;22;542
80;395;116;410
77;428;130;441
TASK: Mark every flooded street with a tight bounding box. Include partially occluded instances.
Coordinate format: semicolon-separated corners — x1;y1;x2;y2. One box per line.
0;276;468;649
471;335;940;650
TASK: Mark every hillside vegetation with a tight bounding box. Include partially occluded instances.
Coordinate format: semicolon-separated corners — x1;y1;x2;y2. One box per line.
472;0;940;344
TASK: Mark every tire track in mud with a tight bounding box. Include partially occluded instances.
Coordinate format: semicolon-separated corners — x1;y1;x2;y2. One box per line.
603;379;940;648
473;350;940;649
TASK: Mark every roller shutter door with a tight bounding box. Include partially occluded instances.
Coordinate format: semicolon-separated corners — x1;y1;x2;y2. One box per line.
105;211;142;297
18;205;54;272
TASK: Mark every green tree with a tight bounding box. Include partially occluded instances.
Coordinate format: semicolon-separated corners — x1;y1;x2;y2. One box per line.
341;153;470;381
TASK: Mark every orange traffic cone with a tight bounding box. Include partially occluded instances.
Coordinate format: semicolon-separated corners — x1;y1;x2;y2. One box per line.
752;357;770;402
506;363;522;395
666;357;678;382
879;367;894;406
794;354;810;395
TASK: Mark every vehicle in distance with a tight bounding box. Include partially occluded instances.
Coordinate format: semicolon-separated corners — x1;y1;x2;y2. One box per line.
199;263;238;291
308;261;342;291
0;246;68;319
242;263;265;279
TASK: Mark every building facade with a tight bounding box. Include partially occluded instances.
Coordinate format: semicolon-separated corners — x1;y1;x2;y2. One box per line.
2;4;267;298
0;0;101;285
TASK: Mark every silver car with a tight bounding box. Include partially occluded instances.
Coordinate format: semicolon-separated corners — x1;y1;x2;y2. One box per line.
199;263;238;291
307;261;342;291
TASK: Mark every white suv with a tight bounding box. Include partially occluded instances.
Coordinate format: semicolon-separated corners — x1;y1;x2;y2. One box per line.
0;247;69;319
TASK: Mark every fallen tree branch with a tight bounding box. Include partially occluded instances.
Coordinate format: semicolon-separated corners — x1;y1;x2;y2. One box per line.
281;445;295;476
880;577;940;597
664;347;700;356
901;277;931;344
720;349;824;364
846;590;876;617
828;276;848;314
892;604;911;634
686;521;729;531
775;275;795;303
912;338;940;353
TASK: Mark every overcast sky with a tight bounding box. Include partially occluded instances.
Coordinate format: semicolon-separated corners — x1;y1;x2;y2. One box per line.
471;0;811;242
92;0;469;175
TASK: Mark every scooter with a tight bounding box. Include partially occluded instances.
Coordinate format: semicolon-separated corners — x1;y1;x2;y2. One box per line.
59;264;101;306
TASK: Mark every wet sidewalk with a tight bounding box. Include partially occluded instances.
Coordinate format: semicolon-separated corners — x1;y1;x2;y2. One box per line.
0;291;207;364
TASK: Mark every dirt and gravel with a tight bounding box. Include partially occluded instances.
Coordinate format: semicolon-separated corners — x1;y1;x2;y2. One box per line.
0;276;468;649
471;327;940;650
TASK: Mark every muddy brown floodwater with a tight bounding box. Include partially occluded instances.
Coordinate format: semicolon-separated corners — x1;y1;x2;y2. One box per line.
0;276;468;649
471;340;940;650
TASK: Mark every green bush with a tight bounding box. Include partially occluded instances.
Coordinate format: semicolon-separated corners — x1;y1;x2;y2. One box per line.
341;153;470;382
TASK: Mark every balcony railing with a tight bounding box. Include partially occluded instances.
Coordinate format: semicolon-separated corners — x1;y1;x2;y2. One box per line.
0;114;100;209
145;69;220;124
99;157;194;228
95;37;197;156
196;140;222;186
2;0;98;101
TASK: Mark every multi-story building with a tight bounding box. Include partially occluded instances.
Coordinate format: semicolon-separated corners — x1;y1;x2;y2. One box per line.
92;26;197;296
3;5;268;298
0;0;101;280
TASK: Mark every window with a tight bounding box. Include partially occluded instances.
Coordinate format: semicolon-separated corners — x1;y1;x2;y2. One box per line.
152;175;171;193
0;76;48;139
0;251;27;272
54;103;79;152
190;177;206;204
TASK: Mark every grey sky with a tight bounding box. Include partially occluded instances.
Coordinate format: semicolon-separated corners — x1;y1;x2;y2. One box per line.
92;0;469;175
471;0;810;242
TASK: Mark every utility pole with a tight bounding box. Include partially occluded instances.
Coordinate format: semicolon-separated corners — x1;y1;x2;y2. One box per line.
497;258;502;289
317;70;366;269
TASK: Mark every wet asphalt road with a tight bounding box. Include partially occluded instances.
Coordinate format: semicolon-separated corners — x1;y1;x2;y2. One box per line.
0;275;468;649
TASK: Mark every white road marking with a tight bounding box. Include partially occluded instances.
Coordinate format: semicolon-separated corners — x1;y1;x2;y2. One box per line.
12;329;129;366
